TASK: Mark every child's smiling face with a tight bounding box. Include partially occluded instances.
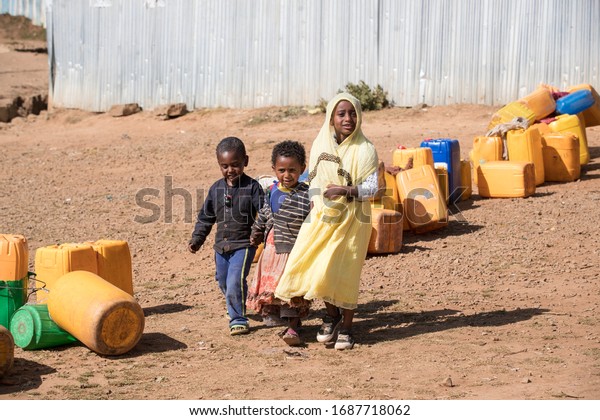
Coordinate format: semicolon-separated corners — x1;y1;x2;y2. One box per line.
273;155;305;189
331;100;357;142
217;149;248;186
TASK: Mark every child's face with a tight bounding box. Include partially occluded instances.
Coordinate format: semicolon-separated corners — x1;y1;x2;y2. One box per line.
272;155;305;189
217;150;248;185
331;100;357;141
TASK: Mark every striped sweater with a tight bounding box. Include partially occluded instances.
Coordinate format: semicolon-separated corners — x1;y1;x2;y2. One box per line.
251;182;311;253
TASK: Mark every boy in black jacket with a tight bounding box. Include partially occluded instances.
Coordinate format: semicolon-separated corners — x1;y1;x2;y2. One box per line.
188;137;264;335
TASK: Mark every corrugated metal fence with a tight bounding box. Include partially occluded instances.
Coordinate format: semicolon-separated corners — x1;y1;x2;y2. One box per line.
12;0;600;111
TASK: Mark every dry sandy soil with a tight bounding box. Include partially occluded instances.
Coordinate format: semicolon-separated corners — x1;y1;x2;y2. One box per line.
0;15;599;401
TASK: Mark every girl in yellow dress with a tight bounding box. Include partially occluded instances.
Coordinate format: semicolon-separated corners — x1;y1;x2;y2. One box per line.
275;92;379;350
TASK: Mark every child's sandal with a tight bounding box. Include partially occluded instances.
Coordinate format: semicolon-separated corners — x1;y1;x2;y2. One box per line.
230;324;249;336
281;328;302;346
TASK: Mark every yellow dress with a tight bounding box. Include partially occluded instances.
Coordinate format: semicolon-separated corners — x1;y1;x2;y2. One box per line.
274;92;378;309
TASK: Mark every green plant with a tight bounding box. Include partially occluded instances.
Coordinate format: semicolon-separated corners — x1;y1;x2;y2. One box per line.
317;81;390;112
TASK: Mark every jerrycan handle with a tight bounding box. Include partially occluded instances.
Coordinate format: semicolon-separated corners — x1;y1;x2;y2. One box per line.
27;271;48;301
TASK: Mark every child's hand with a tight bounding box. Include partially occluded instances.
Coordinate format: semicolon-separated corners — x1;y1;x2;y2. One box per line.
323;184;348;199
386;157;413;175
250;231;263;247
385;165;401;176
188;242;200;253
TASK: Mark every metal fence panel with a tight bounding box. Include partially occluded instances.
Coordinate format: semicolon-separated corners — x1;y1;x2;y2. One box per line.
34;0;600;110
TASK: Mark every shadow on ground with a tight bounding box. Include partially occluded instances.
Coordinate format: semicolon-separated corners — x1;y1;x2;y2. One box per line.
355;301;549;345
143;303;194;317
296;299;548;346
0;358;56;394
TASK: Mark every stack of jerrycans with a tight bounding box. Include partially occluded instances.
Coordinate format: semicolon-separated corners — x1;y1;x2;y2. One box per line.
392;146;435;231
32;240;141;355
34;240;133;301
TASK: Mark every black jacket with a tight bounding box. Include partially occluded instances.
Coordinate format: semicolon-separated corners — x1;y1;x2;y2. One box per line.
190;174;264;253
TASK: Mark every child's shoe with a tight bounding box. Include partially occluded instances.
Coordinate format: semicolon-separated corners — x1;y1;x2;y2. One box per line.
334;329;354;350
316;314;342;343
230;324;250;336
281;328;302;346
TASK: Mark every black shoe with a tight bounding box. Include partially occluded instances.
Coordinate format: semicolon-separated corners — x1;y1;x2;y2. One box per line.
316;314;342;343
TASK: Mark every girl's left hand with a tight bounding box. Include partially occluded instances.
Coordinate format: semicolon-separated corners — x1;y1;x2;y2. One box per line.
323;184;348;199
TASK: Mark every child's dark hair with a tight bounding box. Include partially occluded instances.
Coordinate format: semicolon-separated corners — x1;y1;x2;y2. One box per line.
216;136;246;157
271;140;306;166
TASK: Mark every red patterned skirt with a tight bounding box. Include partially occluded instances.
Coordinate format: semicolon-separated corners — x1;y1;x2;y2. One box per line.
247;229;310;318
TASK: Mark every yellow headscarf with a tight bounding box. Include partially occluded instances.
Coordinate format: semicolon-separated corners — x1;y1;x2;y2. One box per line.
274;92;378;309
308;92;379;213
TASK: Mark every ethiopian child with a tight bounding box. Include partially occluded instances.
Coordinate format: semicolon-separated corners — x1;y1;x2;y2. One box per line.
275;93;380;350
247;140;311;346
188;137;264;336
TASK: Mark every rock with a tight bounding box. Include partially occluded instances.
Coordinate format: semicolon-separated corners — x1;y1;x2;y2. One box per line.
0;99;18;123
10;116;25;125
22;94;47;115
441;377;454;387
155;103;188;119
108;103;141;117
1;95;46;122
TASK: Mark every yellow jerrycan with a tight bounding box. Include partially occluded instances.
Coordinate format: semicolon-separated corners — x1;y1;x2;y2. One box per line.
47;271;144;356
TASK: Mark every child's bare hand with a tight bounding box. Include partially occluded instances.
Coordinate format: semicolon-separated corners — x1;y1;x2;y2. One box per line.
385;165;401;176
386;157;413;176
250;232;263;247
323;184;348;199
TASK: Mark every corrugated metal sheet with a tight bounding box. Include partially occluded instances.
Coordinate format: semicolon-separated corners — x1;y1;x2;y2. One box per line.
43;0;600;111
1;0;46;26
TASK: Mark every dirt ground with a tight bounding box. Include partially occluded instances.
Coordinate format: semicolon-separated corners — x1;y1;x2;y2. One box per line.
0;15;599;401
